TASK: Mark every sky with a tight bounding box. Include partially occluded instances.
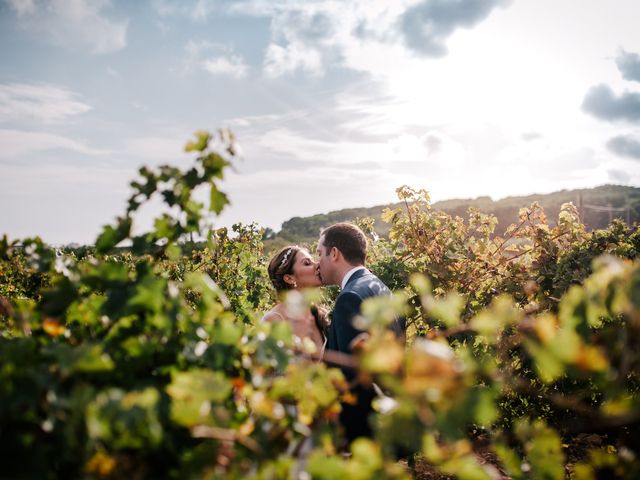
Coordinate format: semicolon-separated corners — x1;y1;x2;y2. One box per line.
1;0;639;245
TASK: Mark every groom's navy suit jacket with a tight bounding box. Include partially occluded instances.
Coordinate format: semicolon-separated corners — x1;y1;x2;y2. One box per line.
326;268;405;442
326;268;401;360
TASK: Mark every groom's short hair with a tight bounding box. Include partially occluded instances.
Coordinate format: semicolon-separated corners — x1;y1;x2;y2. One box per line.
320;222;367;265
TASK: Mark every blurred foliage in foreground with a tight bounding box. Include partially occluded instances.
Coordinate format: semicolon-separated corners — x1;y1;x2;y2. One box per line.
1;130;639;479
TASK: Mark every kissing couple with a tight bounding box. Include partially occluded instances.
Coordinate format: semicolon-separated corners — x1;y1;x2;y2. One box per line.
262;222;405;444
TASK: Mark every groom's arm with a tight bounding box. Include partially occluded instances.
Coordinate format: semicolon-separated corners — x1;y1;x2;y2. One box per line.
332;292;366;354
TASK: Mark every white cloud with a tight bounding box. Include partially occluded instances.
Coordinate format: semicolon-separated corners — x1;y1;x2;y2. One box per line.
201;55;249;79
225;113;283;128
180;41;249;79
254;126;462;167
192;0;213;21
7;0;35;16
8;0;128;54
390;131;470;166
0;83;91;123
152;1;512;79
257;127;335;160
152;0;217;22
228;1;433;78
151;0;178;16
264;42;323;77
0;129;110;158
179;40;218;75
401;0;511;57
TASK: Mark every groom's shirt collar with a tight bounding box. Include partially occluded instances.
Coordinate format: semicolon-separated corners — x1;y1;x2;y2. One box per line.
340;266;367;290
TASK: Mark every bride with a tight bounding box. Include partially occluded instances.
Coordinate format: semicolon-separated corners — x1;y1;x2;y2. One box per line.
262;245;328;359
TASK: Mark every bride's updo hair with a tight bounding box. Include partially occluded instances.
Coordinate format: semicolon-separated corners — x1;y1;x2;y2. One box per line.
268;245;301;293
267;245;330;333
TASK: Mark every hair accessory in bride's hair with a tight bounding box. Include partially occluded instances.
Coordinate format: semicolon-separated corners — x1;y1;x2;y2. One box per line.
279;247;294;268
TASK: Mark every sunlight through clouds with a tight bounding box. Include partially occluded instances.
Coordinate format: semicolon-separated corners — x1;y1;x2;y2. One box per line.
1;0;639;244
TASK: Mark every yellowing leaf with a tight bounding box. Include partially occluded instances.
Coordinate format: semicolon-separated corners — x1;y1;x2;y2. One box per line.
440;455;493;480
361;331;404;374
42;318;66;337
515;419;565;480
429;292;464;327
403;339;462;398
184;130;211;152
533;314;557;344
410;273;432;295
470;294;521;340
166;369;232;427
525;340;565;383
574;345;609;372
85;450;116;477
422;433;444;464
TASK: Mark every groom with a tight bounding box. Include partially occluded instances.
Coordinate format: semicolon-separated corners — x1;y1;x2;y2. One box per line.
317;222;404;444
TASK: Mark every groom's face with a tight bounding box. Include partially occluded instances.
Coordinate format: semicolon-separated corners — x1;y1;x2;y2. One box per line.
316;235;334;286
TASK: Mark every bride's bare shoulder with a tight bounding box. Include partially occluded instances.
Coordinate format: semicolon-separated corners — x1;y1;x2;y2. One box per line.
261;305;286;323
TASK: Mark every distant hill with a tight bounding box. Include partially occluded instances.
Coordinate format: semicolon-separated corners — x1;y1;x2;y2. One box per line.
276;185;640;241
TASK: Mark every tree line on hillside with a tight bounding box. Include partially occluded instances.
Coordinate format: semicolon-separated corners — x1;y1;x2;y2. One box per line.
277;185;640;241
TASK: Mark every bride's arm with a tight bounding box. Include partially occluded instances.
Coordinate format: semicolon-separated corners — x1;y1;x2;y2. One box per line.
261;310;286;323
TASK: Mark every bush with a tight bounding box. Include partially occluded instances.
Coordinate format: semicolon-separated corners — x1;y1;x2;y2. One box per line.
1;131;638;479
